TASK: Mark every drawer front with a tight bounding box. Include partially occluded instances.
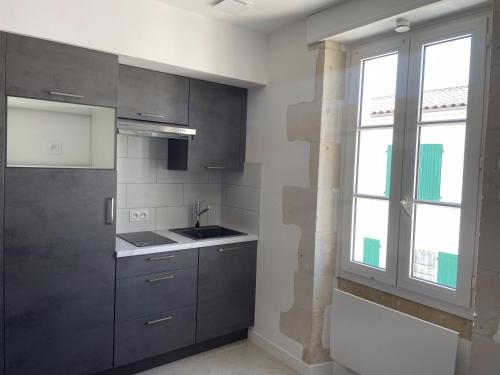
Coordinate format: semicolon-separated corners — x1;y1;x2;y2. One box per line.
116;267;197;322
118;65;189;125
117;248;198;279
6;34;118;107
196;289;254;343
114;305;196;367
198;241;257;302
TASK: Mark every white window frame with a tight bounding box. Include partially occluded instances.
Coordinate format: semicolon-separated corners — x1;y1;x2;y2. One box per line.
339;13;489;316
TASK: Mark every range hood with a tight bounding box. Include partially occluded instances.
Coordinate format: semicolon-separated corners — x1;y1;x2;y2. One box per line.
117;119;196;140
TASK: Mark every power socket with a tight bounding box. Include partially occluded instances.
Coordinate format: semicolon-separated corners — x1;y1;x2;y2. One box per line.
129;209;150;222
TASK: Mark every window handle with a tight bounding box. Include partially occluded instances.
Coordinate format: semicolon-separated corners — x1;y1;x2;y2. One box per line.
400;197;412;217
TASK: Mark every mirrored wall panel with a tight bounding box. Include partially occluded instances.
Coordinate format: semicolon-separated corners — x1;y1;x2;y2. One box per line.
7;97;115;169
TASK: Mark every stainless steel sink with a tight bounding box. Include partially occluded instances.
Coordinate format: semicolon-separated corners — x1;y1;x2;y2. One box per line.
170;225;246;240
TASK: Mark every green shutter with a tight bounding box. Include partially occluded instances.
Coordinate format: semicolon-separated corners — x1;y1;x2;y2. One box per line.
385;145;392;198
437;252;458;289
417;144;443;201
363;237;380;267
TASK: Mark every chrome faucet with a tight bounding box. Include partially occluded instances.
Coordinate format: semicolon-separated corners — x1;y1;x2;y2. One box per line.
194;200;210;228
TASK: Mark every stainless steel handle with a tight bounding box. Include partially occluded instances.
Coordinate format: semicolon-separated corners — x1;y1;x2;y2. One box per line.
106;198;114;225
218;247;239;253
205;166;225;170
147;275;174;283
146;254;175;261
137;112;165;119
49;91;84;99
145;316;172;326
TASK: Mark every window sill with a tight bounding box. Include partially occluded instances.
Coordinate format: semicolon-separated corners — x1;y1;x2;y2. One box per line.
338;270;474;321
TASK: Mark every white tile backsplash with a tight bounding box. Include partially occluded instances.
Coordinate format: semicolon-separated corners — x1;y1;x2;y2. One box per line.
184;183;222;205
222;162;261;187
222;184;260;212
156;206;192;230
117;134;128;158
126;183;183;208
117;184;126;208
127;136;168;159
220;162;262;234
117;158;157;183
116;135;225;233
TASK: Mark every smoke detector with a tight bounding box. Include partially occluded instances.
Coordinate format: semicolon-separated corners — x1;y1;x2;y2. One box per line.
395;18;411;33
213;0;252;15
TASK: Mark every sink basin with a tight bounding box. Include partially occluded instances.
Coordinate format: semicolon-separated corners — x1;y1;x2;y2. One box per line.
170;225;247;240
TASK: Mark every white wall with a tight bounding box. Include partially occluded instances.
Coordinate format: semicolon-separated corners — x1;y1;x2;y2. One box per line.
246;19;319;362
0;0;268;86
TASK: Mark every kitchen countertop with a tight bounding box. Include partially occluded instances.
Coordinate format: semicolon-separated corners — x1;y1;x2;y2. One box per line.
115;227;258;258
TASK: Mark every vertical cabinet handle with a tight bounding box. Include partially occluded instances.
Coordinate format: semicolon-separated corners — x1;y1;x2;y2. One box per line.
106;198;114;225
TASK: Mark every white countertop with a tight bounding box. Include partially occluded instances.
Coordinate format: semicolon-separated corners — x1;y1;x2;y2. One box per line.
115;228;259;258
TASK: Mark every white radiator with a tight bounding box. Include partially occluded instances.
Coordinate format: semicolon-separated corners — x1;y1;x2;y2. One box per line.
330;289;458;375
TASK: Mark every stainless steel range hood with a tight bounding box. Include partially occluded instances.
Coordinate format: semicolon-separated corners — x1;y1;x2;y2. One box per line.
117;119;196;140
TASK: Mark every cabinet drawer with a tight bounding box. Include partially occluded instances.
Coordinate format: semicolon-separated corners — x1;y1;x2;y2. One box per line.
196;289;254;343
118;65;189;125
116;267;197;322
114;305;196;367
117;248;198;279
6;34;118;107
198;242;257;302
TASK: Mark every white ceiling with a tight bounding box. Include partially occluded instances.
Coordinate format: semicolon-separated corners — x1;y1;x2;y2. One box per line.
157;0;346;33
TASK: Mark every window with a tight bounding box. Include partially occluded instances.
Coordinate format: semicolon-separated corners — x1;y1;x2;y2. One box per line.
341;15;488;313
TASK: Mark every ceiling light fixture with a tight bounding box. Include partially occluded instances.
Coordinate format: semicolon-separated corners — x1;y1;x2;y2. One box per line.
395;18;411;33
213;0;252;15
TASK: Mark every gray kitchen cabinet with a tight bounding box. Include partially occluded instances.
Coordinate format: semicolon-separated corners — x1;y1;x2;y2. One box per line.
196;242;257;342
116;248;198;279
114;305;196;367
168;79;247;172
4;169;117;375
115;267;198;322
118;65;189;125
0;31;6;375
114;253;199;367
6;33;118;107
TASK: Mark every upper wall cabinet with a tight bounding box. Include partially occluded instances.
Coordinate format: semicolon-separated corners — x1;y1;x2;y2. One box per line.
6;34;118;107
168;79;247;172
118;65;189;125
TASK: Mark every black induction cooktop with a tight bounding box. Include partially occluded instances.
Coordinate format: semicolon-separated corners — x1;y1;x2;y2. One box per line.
117;231;176;247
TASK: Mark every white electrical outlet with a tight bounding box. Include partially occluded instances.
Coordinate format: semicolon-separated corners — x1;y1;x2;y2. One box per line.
129;209;150;222
48;141;63;155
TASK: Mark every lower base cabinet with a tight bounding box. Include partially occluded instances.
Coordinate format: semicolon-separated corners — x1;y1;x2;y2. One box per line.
112;241;257;371
196;242;257;343
114;305;196;367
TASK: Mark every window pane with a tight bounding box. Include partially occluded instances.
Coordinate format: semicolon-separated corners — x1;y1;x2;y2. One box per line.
420;37;471;122
417;124;466;203
352;198;389;269
360;53;398;126
412;204;460;289
356;128;393;197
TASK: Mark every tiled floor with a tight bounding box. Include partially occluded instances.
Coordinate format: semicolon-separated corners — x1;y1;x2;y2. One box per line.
138;340;299;375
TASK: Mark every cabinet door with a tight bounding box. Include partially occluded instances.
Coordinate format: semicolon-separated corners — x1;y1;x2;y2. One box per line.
196;242;257;342
118;65;189;125
115;267;198;322
6;34;118;107
0;31;6;375
169;80;247;172
115;305;196;367
4;169;116;375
